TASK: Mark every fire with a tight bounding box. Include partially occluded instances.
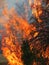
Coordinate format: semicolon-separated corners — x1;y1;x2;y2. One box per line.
0;0;49;65
1;7;32;65
29;0;42;23
2;31;23;65
33;32;39;38
1;6;38;65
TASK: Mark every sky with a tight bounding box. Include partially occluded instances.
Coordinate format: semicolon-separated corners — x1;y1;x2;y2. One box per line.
4;0;28;9
6;0;16;9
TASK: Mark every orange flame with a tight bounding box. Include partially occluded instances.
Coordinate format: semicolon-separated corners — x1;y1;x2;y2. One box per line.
1;1;49;65
29;0;42;23
1;7;32;65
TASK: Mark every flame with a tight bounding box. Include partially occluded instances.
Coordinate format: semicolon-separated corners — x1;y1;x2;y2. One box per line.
0;0;49;65
33;32;39;38
2;31;23;65
1;6;39;65
29;0;42;23
1;7;32;65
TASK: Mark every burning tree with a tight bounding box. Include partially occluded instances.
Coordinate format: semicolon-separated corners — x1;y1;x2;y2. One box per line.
21;0;49;65
0;0;49;65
